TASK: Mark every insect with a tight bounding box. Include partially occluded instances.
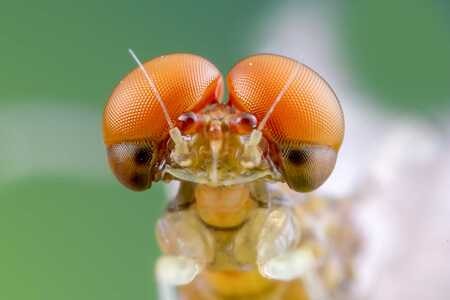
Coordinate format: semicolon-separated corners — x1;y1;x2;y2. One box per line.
102;50;359;300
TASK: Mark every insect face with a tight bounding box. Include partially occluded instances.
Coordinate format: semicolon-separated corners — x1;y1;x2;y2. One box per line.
103;53;344;192
163;104;276;186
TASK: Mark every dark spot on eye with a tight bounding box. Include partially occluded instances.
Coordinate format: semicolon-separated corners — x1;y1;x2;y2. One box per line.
134;147;152;165
130;173;148;187
287;149;308;165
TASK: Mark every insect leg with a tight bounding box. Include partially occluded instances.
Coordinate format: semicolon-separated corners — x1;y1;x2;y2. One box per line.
259;247;317;281
256;206;315;281
156;208;214;300
155;255;201;300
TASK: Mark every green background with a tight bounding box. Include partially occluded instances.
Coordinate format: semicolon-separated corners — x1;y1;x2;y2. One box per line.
1;0;449;299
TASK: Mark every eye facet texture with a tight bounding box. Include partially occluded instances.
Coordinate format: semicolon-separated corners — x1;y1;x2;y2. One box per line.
107;140;157;191
227;54;344;150
103;53;223;190
103;53;223;146
227;54;344;191
279;145;338;192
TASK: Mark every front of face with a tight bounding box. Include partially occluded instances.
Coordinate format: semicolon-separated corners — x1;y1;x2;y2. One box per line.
162;104;278;186
103;53;344;193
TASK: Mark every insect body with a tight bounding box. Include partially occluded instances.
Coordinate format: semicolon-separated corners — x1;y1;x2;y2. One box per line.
103;52;357;300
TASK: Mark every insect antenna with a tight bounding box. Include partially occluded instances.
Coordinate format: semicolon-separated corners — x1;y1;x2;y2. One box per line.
240;64;300;169
128;49;189;158
128;49;175;129
246;64;301;147
257;64;301;131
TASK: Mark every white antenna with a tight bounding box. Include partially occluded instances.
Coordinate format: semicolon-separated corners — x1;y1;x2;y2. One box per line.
128;49;190;164
257;64;301;131
241;64;301;168
128;49;175;129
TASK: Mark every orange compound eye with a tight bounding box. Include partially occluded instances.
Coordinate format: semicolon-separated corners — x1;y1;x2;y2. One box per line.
103;53;223;190
107;140;157;191
227;54;344;192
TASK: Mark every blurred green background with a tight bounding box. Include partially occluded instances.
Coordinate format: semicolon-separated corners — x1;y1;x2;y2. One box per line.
0;0;449;299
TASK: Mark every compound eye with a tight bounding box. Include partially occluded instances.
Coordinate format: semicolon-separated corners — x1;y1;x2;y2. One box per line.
278;145;337;192
227;54;344;192
107;141;157;191
103;53;223;191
